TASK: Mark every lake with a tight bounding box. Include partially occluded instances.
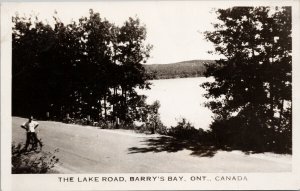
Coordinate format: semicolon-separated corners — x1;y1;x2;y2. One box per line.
137;77;215;130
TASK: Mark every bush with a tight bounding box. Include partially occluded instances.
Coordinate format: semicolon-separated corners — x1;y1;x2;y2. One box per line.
61;100;168;134
209;113;292;154
167;118;204;140
12;142;59;174
63;117;92;126
136;100;165;134
63;116;119;129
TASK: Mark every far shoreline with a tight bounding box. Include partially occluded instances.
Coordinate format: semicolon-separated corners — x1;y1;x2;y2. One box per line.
148;76;214;82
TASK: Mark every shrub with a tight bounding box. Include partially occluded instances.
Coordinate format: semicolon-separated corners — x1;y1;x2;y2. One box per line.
12;142;59;174
134;100;167;134
167;118;201;140
209;112;292;154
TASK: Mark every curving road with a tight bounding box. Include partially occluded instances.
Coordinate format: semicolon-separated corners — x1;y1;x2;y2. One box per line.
12;117;291;173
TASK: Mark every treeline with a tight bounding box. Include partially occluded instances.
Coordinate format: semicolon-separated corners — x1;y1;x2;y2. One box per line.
12;9;152;124
202;7;292;153
145;60;214;79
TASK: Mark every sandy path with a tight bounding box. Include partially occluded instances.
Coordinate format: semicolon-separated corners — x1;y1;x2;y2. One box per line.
12;117;291;173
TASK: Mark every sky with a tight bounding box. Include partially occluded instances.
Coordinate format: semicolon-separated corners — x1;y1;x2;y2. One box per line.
11;2;226;64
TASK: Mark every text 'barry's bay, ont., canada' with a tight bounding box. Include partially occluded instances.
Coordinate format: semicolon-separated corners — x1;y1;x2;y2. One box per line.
58;175;248;183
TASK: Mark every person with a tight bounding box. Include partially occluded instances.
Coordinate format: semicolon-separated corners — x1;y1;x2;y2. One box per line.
21;116;43;151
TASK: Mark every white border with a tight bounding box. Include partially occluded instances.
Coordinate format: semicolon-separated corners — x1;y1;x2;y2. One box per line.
1;3;12;191
1;1;300;190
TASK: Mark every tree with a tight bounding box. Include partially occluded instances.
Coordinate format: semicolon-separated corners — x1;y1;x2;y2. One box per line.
146;101;162;134
12;10;152;126
12;13;82;119
202;7;291;153
76;9;115;120
113;17;152;123
12;14;57;117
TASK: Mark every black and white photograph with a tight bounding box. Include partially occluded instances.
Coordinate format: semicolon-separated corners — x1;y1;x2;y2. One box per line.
1;1;300;190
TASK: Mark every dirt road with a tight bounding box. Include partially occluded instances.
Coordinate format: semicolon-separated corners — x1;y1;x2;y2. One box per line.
12;117;291;173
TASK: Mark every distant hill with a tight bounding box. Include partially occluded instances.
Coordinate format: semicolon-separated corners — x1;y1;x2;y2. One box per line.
144;60;215;79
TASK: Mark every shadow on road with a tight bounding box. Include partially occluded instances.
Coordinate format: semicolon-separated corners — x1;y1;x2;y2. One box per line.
128;136;218;157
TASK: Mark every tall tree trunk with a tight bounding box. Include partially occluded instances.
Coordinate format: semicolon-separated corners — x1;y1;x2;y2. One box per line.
99;96;102;120
104;93;107;120
113;87;117;118
121;86;127;121
124;89;127;121
279;99;284;126
269;82;275;128
269;42;275;129
124;89;127;106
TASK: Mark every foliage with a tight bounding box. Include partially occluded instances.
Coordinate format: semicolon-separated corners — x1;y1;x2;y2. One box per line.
202;7;292;153
134;100;166;134
144;101;163;134
12;142;59;174
12;10;152;124
167;118;206;140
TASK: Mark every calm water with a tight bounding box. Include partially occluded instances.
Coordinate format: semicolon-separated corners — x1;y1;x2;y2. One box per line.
137;77;214;130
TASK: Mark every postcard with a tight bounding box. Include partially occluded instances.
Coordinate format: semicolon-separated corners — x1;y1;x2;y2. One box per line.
1;1;300;190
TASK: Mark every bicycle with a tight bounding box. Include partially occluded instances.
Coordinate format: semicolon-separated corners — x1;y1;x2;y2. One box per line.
23;132;43;153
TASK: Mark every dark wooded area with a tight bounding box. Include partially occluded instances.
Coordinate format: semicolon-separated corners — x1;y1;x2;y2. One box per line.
12;10;152;124
202;7;292;153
